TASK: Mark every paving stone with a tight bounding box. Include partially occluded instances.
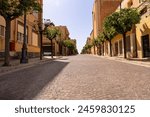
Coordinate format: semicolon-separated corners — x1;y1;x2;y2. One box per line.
0;55;150;100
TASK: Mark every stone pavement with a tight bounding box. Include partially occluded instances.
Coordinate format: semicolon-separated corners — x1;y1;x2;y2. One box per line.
0;55;150;100
33;55;150;100
93;55;150;68
0;56;62;76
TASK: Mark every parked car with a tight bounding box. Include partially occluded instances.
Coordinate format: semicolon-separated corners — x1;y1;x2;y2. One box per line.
43;52;51;56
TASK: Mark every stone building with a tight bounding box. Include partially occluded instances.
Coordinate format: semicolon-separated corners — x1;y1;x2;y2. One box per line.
0;0;43;58
91;0;121;55
90;0;150;58
42;25;70;56
110;0;150;58
90;30;96;54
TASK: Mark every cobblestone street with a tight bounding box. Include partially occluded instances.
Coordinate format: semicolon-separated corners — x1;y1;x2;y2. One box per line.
0;55;150;100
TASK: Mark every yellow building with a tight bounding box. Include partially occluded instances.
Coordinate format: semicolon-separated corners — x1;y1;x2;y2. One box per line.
86;37;92;54
0;0;43;58
42;25;70;56
90;30;96;55
69;39;78;55
70;39;77;49
110;0;150;58
55;26;70;56
0;16;5;57
82;36;93;54
92;0;121;55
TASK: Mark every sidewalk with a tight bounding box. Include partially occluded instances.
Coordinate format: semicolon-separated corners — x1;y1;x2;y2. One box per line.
94;55;150;68
0;56;62;76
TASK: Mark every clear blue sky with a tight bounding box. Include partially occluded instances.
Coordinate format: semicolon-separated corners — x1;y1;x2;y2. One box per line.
43;0;94;53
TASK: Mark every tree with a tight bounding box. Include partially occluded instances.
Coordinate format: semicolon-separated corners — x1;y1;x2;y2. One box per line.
86;44;92;54
106;8;140;58
92;38;99;55
45;27;60;58
103;18;117;56
74;48;78;55
63;40;76;55
97;33;106;56
0;0;41;66
81;44;92;54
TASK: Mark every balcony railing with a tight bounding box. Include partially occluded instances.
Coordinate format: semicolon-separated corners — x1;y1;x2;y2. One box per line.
138;2;150;18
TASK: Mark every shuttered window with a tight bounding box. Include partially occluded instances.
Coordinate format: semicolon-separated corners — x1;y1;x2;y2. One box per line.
32;31;38;46
17;23;28;43
0;25;5;37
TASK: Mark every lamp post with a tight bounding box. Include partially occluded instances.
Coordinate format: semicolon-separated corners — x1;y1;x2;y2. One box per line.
20;13;28;63
38;23;43;60
44;19;55;58
44;19;55;27
35;19;54;60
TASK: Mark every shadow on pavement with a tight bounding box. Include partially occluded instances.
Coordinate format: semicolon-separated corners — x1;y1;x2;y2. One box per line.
0;60;69;100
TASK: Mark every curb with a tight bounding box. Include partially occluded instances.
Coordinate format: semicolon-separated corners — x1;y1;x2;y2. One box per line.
92;55;150;68
0;56;62;76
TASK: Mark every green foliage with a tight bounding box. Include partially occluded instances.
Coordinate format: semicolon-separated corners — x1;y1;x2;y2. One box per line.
81;44;92;54
103;18;117;41
0;0;41;66
84;44;92;50
82;8;140;56
92;38;99;47
63;40;75;50
92;33;107;47
97;33;106;43
21;0;41;12
74;49;79;55
81;48;86;54
45;28;60;40
0;0;41;20
103;8;141;58
105;8;140;34
63;39;78;55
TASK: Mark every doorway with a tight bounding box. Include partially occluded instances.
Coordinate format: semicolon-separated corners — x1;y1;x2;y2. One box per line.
114;42;118;56
142;35;150;57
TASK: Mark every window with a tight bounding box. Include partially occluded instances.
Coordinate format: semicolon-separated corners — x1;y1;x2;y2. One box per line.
140;7;147;16
0;25;5;37
17;32;24;42
126;36;131;52
17;22;28;43
119;40;123;54
32;31;38;46
142;34;150;57
115;42;119;56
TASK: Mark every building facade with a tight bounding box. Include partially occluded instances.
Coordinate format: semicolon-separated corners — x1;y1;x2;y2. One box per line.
110;0;150;58
90;0;150;58
90;30;96;54
0;0;43;58
42;25;70;56
91;0;121;55
86;37;92;54
55;26;70;56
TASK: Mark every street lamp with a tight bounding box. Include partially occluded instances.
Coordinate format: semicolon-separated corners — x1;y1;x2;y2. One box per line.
20;11;28;63
44;19;55;58
20;0;28;63
38;23;43;60
44;19;55;27
34;19;54;60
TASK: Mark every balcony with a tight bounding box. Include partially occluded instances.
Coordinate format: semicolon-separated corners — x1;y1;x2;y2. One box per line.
138;2;150;18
